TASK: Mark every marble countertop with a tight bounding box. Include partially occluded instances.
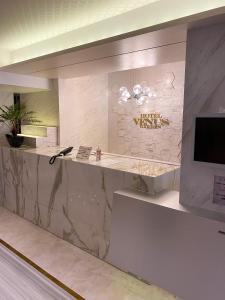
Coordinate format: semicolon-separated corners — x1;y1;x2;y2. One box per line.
2;145;180;178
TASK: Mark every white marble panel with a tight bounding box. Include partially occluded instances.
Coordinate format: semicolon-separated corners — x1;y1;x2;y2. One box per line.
0;146;179;260
180;23;225;218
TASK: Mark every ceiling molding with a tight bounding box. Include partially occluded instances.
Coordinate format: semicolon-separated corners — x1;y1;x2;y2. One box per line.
1;25;187;79
0;71;53;92
0;50;11;66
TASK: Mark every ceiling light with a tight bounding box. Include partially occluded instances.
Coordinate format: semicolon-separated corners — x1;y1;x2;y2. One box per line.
119;84;156;106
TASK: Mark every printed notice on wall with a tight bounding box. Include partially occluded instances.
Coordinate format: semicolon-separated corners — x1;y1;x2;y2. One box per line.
213;175;225;206
76;146;92;160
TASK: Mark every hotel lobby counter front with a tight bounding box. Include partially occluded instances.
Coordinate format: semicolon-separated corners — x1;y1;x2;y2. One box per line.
0;145;179;260
0;207;179;300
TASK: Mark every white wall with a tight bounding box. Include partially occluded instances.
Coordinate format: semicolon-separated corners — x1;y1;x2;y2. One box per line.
58;74;108;150
21;81;59;127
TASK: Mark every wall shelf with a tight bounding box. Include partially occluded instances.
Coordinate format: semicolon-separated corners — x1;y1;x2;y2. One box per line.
20;125;58;148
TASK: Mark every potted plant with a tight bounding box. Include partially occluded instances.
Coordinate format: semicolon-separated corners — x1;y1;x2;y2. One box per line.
0;103;40;148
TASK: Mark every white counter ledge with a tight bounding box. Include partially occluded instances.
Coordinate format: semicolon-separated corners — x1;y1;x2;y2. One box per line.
18;145;180;179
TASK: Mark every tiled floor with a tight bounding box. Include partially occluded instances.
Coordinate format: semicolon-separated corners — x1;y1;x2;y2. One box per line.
0;207;177;300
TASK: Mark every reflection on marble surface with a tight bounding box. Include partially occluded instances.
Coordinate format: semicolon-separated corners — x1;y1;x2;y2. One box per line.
0;207;178;300
0;146;179;261
0;243;78;300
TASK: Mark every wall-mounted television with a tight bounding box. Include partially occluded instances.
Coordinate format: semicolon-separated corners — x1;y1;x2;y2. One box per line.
194;116;225;165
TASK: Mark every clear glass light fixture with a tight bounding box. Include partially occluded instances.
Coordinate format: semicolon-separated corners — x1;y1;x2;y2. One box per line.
119;84;156;106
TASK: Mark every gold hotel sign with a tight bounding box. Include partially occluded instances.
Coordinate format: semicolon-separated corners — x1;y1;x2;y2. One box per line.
133;113;170;129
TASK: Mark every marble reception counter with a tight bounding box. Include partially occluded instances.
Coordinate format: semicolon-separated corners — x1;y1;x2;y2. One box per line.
0;146;179;261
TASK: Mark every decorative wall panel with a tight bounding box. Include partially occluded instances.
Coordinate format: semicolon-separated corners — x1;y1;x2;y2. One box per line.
108;62;185;163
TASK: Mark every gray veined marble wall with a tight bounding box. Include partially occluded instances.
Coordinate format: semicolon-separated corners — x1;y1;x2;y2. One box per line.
0;92;13;206
0;92;14;143
180;22;225;219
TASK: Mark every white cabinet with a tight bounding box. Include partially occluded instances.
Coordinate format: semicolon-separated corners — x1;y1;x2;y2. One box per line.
107;190;225;300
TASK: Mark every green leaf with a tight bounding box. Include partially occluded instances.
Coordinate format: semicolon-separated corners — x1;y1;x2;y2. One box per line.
0;104;40;130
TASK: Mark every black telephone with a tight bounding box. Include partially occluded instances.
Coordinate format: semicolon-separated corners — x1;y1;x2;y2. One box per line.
49;147;73;165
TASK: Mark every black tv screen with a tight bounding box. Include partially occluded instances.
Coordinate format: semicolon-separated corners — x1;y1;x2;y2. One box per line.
194;117;225;164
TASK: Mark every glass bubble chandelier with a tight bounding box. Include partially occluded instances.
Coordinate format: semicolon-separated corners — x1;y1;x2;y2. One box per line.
119;84;156;106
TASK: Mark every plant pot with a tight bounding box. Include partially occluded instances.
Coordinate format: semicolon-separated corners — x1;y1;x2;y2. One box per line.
6;134;24;148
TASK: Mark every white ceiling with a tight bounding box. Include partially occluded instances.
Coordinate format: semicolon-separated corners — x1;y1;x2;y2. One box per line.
0;0;158;50
0;0;224;68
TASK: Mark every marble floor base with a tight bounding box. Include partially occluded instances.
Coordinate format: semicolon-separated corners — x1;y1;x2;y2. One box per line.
0;207;178;300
